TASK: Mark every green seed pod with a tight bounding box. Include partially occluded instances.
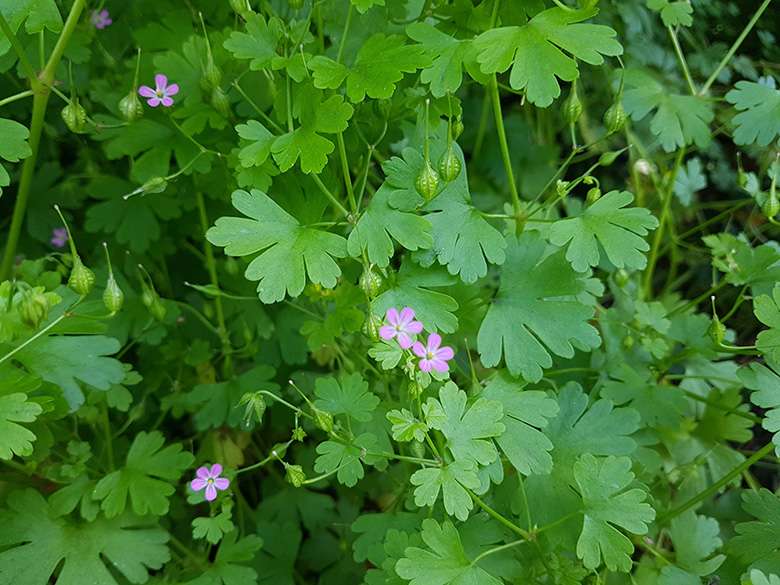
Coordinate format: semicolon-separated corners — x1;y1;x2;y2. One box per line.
359;264;383;298
451;116;464;141
285;464;306;487
562;86;583;125
119;90;144;124
599;151;621;167
140;176;168;195
707;317;726;344
68;255;96;296
287;0;304;10
410;440;426;460
762;194;780;219
229;0;251;14
622;335;634;351
373;98;392;120
61;99;87;134
312;407;334;433
586;187;602;205
211;86;231;118
603;101;627;134
438;145;462;183
736;153;748;189
149;296;167;322
19;287;52;329
362;311;383;342
414;161;440;203
103;273;124;312
204;55;223;89
408;380;422;400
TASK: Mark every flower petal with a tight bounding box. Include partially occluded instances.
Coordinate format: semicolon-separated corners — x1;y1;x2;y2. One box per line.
406;320;423;334
100;9;110;18
418;359;432;372
412;341;427;358
196;466;211;480
431;358;449;372
427;333;442;352
399;307;415;325
397;332;413;349
379;325;397;340
146;97;162;107
155;74;168;91
205;484;218;501
385;307;400;326
436;346;454;361
138;86;156;98
164;83;179;96
103;18;112;26
214;478;230;490
209;463;223;478
191;478;208;491
160;96;174;107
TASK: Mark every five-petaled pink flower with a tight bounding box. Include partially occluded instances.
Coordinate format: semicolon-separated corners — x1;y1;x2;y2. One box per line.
413;333;454;372
50;227;68;248
90;9;112;29
380;307;423;349
191;464;230;501
139;74;179;107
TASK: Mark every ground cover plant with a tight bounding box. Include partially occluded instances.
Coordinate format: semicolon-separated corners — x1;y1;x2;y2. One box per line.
3;0;780;583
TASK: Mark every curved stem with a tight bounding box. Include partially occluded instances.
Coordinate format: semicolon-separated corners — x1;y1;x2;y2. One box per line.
468;489;532;540
667;25;697;95
489;75;521;224
0;12;36;83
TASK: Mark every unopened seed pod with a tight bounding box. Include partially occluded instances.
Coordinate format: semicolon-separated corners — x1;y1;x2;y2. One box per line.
586;187;602;205
119;90;144;124
604;101;627;134
285;464;306;487
599;151;621;167
103;273;124;312
451;116;464;141
362;311;383;342
414;161;439;202
359;265;383;298
141;176;168;194
762;194;780;219
562;86;583;125
312;407;334;433
204;55;223;89
373;98;392;120
707;317;726;344
438;145;461;183
148;296;167;322
211;86;231;118
62;99;87;134
19;288;51;329
410;440;426;459
68;255;96;296
229;0;251;14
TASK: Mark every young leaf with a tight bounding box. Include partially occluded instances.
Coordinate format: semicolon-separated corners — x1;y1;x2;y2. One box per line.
409;460;480;521
725;80;780;146
703;233;780;293
731;488;780;565
193;511;236;545
207;189;348;303
673;157;708;206
477;232;601;383
474;7;622;107
395;519;502;585
406;23;471;97
549;190;659;272
368;341;404;370
481;370;559;475
669;510;725;576
314;372;379;422
646;0;694;27
739;361;780;456
386;408;428;442
754;284;780;363
314;433;379;487
223;12;282;70
185;530;263;585
426;381;505;466
351;0;385;13
574;453;655;572
309;34;430;101
0;489;169;585
92;431;195;517
0;372;43;460
236;120;275;168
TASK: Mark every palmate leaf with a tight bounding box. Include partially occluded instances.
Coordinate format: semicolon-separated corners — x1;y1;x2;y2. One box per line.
703;233;780;295
406;23;473;97
726;80;780;146
0;0;62;56
410;460;480;521
314;372;379;422
754;284;780;363
180;530;263;585
92;431;194;517
474;7;622;107
739;360;780;456
351;0;384;13
549;190;659;272
669;510;725;576
477;231;601;383
623;71;714;152
314;433;379;487
481;370;558;475
0;489;169;585
0;118;32;197
731;488;780;565
396;519;502;585
0;373;43;460
574;453;655;572
309;34;430;101
646;0;694;27
207;189;348;303
223;12;282;70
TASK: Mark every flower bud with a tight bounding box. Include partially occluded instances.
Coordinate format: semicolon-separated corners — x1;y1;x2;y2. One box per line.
586;187;602;205
438;144;462;184
451;116;464;141
285;464;306;487
61;99;87;134
68;255;96;296
562;86;583;125
604;101;627;134
707;317;726;344
599;151;621;167
103;273;124;312
410;440;426;460
211;86;231;118
142;176;169;195
19;287;59;329
204;55;223;89
414;161;439;203
312;407;334;433
359;264;383;298
622;335;634;351
119;90;144;123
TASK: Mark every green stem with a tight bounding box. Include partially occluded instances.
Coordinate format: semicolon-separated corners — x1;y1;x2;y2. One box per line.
470;539;527;567
257;389;312;419
672;387;762;424
336;132;357;214
468;489;532;540
168;533;202;566
0;89;34;108
489;75;521;221
236;441;293;475
195;192;229;346
699;0;773;95
0;12;37;83
231;81;284;133
311;172;350;218
0;303;78;365
657;442;775;525
336;4;354;65
102;401;115;471
667;25;697;95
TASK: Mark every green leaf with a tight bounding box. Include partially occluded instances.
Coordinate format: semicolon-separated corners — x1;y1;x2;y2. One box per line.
373;257;459;334
13;334;126;411
549;190;659;272
0;392;42;460
740;361;780;456
181;530;263;585
409;460;480;521
351;0;385;14
725;80;780;146
314;372;379;422
314;433;379;487
669;511;725;576
657;567;702;585
731;488;780;565
223;12;282;70
406;23;471;97
426;381;504;466
0;489;169;585
193;512;236;545
0;0;62;56
396;519;502;585
703;233;780;292
574;453;655;572
754;284;780;363
746;570;780;585
348;184;433;268
623;72;714;152
482;370;558;475
310;34;430;101
386;408;428;442
92;431;195;517
352;511;424;562
236;120;275;168
474;7;622;107
369;340;404;370
477;231;601;383
0;119;32;163
207;189;348;303
673;157;708;206
647;0;694;27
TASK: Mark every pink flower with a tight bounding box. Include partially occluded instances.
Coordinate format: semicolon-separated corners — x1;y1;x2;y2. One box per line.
190;464;230;501
139;74;179;107
380;307;423;349
413;333;454;372
91;9;112;29
50;227;68;248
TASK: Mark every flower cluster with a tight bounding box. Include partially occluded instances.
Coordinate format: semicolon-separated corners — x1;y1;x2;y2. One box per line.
380;307;454;372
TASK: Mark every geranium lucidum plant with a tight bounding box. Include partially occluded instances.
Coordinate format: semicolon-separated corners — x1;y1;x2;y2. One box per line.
4;1;780;584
